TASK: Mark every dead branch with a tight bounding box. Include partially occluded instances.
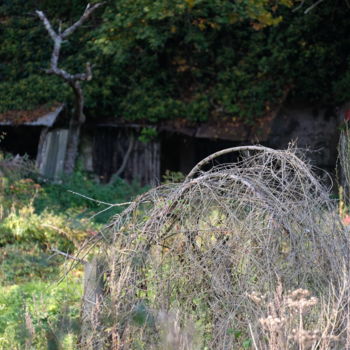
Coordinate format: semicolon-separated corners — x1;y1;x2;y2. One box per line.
80;145;350;348
35;3;102;83
50;247;87;264
304;0;325;14
185;145;328;201
186;145;280;180
292;0;326;14
109;132;135;184
36;3;103;174
292;0;306;12
61;3;104;38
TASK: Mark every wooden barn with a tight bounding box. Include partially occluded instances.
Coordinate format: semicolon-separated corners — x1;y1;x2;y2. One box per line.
0;102;341;185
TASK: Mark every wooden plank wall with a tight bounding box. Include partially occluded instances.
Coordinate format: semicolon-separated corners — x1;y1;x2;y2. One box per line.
92;127;160;185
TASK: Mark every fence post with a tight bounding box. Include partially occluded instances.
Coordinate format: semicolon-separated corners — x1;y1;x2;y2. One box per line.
80;256;105;349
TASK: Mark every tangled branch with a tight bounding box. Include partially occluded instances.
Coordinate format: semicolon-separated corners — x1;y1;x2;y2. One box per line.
80;145;350;349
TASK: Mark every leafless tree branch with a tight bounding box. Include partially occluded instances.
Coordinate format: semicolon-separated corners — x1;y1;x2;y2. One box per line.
50;247;87;264
81;145;350;348
36;4;102;83
62;3;104;38
304;0;325;14
292;0;327;14
115;132;135;178
36;3;104;174
292;0;306;12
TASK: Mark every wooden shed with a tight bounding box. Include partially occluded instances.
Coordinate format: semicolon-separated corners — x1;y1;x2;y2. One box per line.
0;102;341;185
0;104;69;180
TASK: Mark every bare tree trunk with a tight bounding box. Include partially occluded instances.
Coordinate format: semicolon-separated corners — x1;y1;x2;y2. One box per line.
36;3;102;175
64;81;86;174
108;130;135;184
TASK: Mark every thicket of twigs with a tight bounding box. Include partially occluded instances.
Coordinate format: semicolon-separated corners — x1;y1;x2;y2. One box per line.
80;145;350;350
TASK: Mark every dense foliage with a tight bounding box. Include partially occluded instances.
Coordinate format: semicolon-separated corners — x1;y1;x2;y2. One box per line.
1;0;350;123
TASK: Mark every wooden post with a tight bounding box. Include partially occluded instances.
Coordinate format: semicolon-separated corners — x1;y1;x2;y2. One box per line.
80;256;105;350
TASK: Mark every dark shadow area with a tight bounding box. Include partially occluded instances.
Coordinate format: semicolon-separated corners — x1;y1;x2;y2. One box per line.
0;126;42;158
160;131;243;176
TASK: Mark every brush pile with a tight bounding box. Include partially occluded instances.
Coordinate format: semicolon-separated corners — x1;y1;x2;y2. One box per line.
81;146;350;349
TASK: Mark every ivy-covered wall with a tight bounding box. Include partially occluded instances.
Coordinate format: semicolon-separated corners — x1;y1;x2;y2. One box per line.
1;0;350;124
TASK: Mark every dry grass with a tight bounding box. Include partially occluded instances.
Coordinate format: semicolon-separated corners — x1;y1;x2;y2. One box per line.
79;145;350;349
249;274;350;350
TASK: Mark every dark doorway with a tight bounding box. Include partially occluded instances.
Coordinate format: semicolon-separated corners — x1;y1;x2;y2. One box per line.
160;132;242;177
0;126;42;159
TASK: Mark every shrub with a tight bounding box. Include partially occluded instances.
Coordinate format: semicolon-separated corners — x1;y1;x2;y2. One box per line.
0;205;92;250
80;145;350;349
0;243;61;285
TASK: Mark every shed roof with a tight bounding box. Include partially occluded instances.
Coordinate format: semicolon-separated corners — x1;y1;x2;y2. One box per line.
0;104;64;126
91;110;277;142
160;113;276;142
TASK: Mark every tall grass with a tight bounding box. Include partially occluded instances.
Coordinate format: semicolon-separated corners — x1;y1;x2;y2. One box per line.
0;152;146;349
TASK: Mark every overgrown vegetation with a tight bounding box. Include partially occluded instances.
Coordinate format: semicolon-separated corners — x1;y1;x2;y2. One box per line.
3;143;350;349
0;277;83;350
3;2;350;348
78;145;350;349
2;1;350;123
0;152;145;349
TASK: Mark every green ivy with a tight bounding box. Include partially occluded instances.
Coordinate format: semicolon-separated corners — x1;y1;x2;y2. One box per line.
2;0;350;124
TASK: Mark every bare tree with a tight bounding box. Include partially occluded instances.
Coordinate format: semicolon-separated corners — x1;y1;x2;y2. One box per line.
36;3;103;174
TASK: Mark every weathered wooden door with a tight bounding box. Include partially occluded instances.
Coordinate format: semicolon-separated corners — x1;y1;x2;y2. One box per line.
37;128;69;180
